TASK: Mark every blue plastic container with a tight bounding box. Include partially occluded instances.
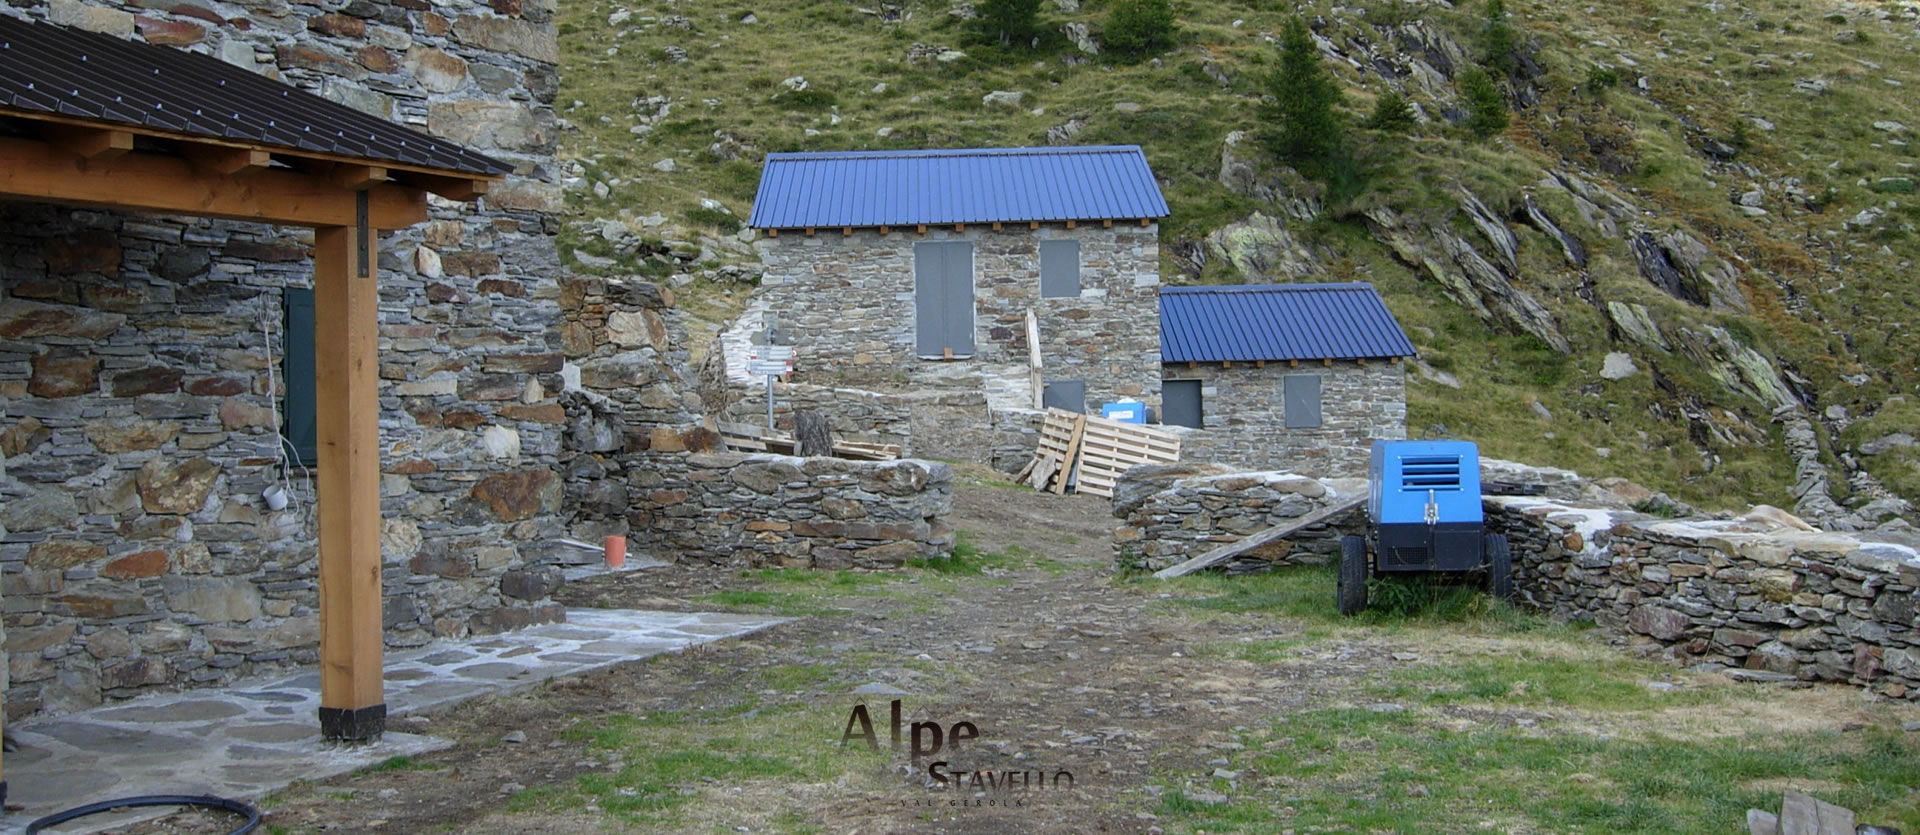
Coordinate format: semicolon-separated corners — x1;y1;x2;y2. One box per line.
1101;402;1146;424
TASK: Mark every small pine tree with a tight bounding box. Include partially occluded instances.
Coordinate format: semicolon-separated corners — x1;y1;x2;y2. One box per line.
1106;0;1177;57
1262;16;1345;169
979;0;1045;47
1483;0;1517;76
1461;68;1509;138
1363;91;1416;133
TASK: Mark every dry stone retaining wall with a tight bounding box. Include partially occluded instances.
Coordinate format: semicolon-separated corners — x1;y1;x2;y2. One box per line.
627;453;954;569
1489;497;1920;699
1111;466;1364;573
0;0;566;718
724;383;915;452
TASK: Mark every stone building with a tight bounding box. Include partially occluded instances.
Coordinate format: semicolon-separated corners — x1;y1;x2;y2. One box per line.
0;0;574;725
745;146;1168;418
1160;283;1414;477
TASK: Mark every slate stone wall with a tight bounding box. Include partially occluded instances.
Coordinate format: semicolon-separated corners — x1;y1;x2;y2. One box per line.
1166;360;1406;478
0;0;565;718
723;383;916;453
754;224;1163;413
628;453;954;569
1111;467;1365;573
1490;497;1920;700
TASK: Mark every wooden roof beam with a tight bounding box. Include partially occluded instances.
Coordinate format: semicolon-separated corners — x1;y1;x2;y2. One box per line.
330;163;389;190
0;136;425;227
183;144;272;176
405;172;490;201
43;124;132;160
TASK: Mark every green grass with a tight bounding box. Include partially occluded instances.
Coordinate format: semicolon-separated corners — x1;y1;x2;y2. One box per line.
365;755;440;773
1151;708;1920;834
692;589;851;617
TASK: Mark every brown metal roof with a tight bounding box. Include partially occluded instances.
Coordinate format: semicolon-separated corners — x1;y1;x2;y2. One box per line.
0;14;511;177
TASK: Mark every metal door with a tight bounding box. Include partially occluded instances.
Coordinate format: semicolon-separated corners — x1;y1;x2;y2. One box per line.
1162;379;1202;428
915;241;975;358
1043;379;1085;414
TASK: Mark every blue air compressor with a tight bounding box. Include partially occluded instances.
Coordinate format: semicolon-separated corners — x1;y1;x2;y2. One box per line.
1338;440;1511;615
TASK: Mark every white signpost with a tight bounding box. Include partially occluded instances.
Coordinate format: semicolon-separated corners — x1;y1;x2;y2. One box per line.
747;343;796;433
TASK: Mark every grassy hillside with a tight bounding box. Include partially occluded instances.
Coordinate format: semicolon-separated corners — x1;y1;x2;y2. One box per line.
552;0;1920;514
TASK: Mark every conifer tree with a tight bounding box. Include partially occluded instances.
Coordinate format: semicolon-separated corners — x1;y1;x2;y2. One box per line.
979;0;1044;47
1263;16;1344;170
1461;68;1510;138
1363;91;1416;133
1484;0;1518;76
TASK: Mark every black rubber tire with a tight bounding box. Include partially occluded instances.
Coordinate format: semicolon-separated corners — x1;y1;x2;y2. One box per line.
1338;535;1369;616
1485;533;1513;603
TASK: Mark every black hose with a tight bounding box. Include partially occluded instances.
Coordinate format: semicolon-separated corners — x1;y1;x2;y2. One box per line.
25;793;260;834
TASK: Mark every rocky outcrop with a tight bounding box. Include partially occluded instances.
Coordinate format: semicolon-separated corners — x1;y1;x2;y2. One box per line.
1631;230;1748;312
1203;213;1320;282
1366;204;1571;353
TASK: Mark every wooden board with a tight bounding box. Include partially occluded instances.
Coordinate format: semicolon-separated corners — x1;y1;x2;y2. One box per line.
1051;414;1088;495
1152;495;1368;579
1026;310;1043;410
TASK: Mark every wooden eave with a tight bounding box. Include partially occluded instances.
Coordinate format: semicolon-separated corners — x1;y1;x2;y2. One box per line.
0;111;499;226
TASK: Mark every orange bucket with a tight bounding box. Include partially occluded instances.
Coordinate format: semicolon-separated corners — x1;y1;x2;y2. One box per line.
604;535;627;569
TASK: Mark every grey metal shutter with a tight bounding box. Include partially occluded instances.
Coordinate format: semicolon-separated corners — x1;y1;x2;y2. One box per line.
1043;379;1085;414
283;287;317;466
1284;375;1322;428
1162;379;1202;428
1040;240;1080;299
915;242;975;358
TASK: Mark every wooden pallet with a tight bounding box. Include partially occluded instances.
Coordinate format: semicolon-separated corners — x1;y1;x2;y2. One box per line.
1072;413;1180;498
1014;408;1178;497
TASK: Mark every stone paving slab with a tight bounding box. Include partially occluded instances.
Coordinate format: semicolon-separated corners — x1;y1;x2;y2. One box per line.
0;608;787;834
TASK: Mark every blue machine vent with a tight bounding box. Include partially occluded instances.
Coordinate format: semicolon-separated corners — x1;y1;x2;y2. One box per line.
1399;456;1461;492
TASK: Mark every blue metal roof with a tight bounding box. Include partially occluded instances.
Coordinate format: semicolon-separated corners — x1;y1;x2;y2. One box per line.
747;145;1170;228
1160;283;1416;363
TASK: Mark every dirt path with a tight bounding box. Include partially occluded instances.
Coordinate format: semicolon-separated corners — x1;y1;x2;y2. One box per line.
128;474;1920;834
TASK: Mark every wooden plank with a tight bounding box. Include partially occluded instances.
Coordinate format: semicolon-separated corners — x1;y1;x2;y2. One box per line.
182;145;271;176
1026;310;1043;410
1051;415;1088;495
43;124;132;159
1779;791;1855;835
330;163;388;190
314;223;386;741
0;136;426;227
1152;495;1368;579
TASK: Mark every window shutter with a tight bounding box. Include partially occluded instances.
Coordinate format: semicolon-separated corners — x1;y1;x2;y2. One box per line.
1283;375;1322;429
1040;240;1080;299
1163;379;1203;428
283;287;318;467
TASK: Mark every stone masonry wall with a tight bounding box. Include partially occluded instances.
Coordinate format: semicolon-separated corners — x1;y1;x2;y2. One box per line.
1490;497;1920;700
1111;466;1366;573
754;224;1163;413
628;453;954;569
1166;360;1406;478
0;0;566;718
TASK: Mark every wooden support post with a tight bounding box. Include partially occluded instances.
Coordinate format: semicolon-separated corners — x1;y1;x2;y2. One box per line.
1029;221;1038;231
879;225;889;236
1356;358;1366;366
313;223;386;742
955;223;964;233
1139;218;1150;227
1322;358;1332;367
765;228;778;238
1187;361;1196;369
1255;360;1266;368
1222;360;1231;368
1389;356;1400;364
1288;359;1299;368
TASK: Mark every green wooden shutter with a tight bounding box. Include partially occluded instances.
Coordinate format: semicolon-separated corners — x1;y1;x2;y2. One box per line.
283;287;318;467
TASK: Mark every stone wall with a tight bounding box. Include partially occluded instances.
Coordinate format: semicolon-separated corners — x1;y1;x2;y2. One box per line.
1489;497;1920;699
0;0;565;718
724;383;915;452
628;453;954;569
1111;465;1366;573
754;224;1162;413
1165;360;1406;478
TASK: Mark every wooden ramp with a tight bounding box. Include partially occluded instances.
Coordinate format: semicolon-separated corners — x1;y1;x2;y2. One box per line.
1152;494;1367;579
